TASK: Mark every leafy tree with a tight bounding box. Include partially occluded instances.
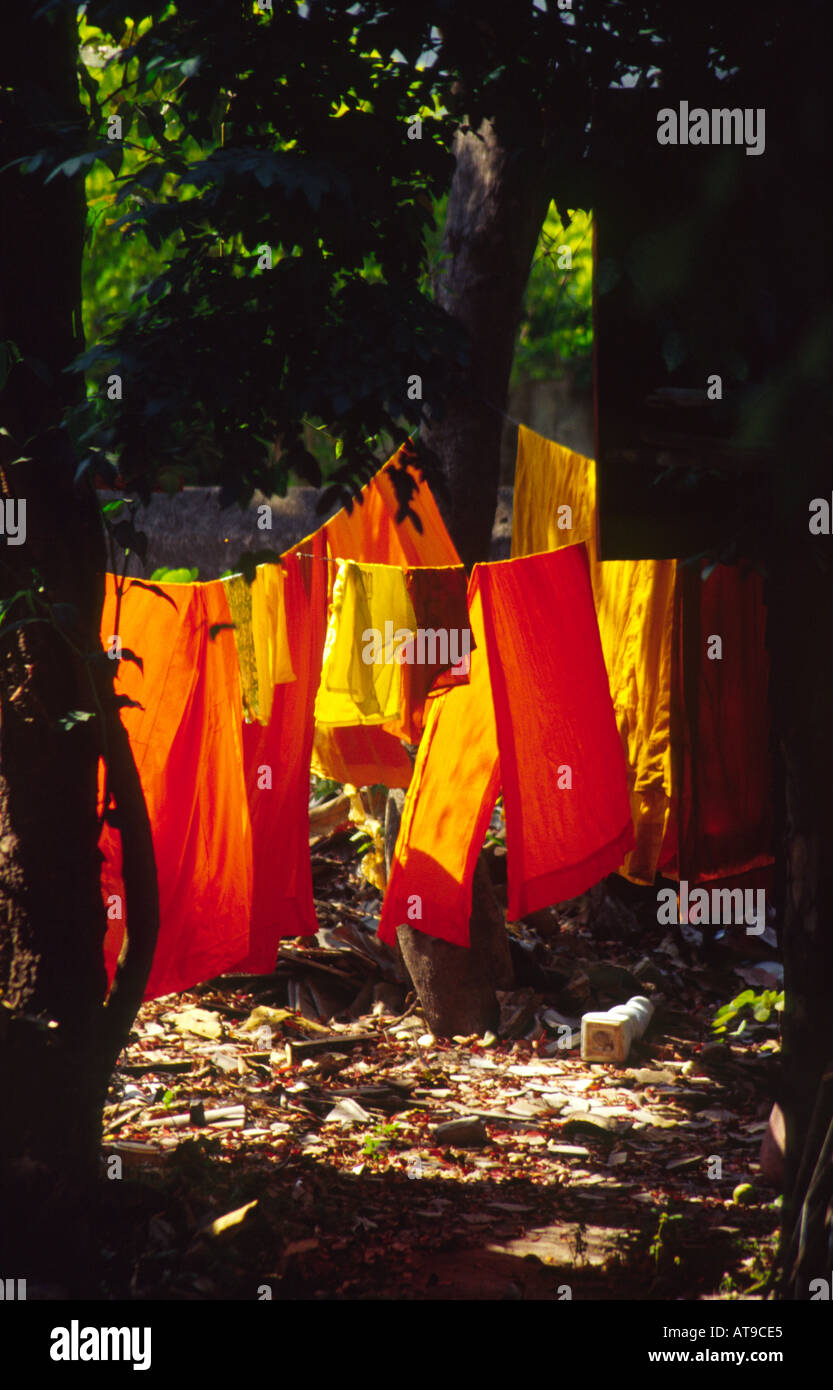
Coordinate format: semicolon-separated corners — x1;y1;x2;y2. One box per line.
512;205;593;390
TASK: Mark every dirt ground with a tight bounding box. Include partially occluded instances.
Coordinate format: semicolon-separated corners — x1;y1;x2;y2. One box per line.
94;829;781;1301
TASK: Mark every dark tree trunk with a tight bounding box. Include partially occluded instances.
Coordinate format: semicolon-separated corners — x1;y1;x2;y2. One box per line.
384;788;512;1038
423;120;553;569
0;5;159;1292
395;122;551;1035
768;536;833;1297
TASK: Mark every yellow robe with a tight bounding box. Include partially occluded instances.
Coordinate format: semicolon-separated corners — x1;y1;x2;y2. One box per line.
314;560;417;727
223;564;295;726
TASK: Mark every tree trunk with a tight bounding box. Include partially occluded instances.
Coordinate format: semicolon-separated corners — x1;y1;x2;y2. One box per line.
385;788;512;1037
0;5;159;1292
768;536;833;1297
423;120;553;569
397;122;551;1035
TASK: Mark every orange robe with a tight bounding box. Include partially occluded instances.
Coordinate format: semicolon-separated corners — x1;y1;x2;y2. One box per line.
379;546;634;945
99;575;253;997
236;540;330;970
669;561;774;888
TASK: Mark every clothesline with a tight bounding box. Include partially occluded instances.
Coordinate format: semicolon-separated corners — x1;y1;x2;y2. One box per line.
98;427;774;1006
479;397;526;431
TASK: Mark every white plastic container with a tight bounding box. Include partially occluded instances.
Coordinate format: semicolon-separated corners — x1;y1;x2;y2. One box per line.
581;995;654;1064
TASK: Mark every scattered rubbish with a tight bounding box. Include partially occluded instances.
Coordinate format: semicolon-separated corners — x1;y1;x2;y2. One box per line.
138;1104;245;1130
325;1098;372;1125
197;1200;258;1239
120;1058;193;1076
581;996;654;1063
666;1155;703;1172
169;1007;223;1041
103;841;782;1301
284;1032;376;1064
205;1046;241;1074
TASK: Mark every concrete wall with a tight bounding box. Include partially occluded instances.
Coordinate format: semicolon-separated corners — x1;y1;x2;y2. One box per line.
103;486;339;581
500;375;594;483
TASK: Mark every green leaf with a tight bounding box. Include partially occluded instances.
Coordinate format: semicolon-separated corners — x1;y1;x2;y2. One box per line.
729;990;756;1010
0;590;31;625
58;709;96;731
150;565;198;583
0;340;21;391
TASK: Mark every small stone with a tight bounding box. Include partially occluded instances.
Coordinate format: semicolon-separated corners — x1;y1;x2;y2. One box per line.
417;1033;435;1048
432;1117;488;1149
561;1114;615;1139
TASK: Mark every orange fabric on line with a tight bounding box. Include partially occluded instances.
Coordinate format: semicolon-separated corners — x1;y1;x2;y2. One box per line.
379;546;634;947
311;723;413;790
323;445;461;570
99;576;253;999
385;564;473;744
236;538;330;970
379;582;500;947
479;548;635;918
670;561;774;886
511;424;675;885
309;447;462;788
